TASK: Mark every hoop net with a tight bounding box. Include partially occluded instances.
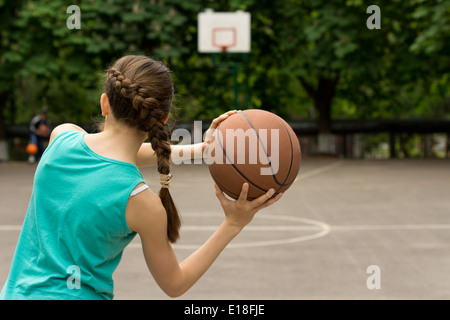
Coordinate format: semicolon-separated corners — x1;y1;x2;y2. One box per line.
212;27;236;52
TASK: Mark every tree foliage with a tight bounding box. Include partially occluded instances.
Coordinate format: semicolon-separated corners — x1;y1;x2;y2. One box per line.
0;0;448;137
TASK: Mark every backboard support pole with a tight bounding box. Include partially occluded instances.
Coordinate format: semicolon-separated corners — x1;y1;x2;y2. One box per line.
211;53;250;117
198;9;251;117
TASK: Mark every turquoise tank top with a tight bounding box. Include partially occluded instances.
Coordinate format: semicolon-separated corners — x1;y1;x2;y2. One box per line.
0;130;145;300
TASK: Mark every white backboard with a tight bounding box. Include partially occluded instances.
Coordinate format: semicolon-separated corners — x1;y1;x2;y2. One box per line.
198;9;251;53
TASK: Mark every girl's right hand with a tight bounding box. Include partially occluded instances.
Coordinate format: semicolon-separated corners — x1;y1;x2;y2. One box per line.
214;183;283;231
202;110;238;151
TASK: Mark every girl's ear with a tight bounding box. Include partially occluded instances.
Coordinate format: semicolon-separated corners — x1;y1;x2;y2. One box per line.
100;93;110;116
162;114;169;124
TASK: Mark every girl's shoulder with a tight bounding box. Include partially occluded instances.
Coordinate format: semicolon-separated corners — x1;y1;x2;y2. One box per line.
49;123;86;145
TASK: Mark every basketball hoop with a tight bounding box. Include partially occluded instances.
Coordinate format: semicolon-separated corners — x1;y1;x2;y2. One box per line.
197;9;251;115
198;9;250;53
212;27;236;52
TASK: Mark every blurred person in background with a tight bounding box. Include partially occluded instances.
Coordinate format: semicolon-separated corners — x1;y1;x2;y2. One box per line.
28;108;50;163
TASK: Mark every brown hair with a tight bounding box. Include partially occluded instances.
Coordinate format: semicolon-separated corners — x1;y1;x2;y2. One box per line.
104;55;180;243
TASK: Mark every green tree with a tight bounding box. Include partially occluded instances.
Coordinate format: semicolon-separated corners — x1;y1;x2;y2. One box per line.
271;0;448;153
0;0;26;160
0;0;203;139
1;0;448;160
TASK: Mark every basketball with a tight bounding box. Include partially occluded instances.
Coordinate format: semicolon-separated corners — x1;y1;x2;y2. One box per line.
26;143;38;155
207;109;301;200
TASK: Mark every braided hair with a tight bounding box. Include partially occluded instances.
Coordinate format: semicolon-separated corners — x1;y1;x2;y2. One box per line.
104;55;180;243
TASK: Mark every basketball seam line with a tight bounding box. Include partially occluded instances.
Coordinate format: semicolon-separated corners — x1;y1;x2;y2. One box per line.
236;112;273;175
217;122;268;194
237;111;294;188
215;178;257;200
275;116;296;188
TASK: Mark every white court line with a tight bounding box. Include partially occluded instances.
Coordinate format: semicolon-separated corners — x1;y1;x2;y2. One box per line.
131;214;332;250
175;225;450;231
4;220;450;250
182;225;323;231
331;224;450;231
0;225;324;231
0;225;21;231
295;161;343;183
4;224;450;232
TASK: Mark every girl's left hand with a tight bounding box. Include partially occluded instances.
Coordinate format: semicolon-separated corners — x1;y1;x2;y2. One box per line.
202;110;238;151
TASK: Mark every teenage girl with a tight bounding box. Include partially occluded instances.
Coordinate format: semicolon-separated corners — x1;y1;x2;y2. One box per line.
0;55;282;299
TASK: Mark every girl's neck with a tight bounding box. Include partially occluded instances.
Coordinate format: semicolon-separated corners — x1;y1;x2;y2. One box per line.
84;120;146;165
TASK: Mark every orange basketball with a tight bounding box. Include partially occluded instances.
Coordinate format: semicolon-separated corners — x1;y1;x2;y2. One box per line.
26;143;38;155
207;109;301;200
